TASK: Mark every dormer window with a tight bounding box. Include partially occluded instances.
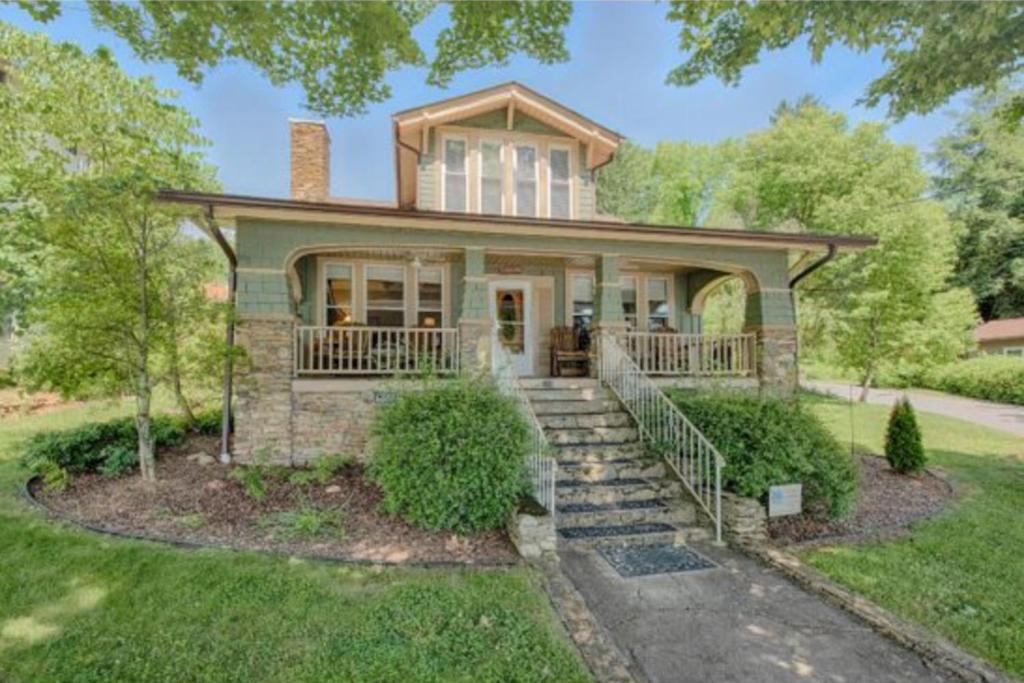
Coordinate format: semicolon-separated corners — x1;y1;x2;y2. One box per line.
442;136;468;212
549;146;572;219
514;144;538;218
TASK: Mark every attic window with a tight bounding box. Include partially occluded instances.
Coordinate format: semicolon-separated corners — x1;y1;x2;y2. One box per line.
514;144;538;218
442;137;467;212
479;139;504;214
549;147;572;219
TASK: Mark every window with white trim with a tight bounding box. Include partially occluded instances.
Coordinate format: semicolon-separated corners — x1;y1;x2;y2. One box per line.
647;277;670;331
365;265;405;327
621;276;638;329
416;267;443;328
514;144;538;217
479;139;504;215
549;147;572;219
1004;347;1024;358
442;137;467;212
324;264;353;326
571;274;594;331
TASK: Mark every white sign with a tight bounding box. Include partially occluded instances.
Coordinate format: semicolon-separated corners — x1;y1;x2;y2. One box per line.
768;484;802;517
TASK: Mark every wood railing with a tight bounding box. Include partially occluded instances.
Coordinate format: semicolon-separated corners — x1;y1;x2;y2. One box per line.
620;331;755;377
294;326;459;376
599;334;724;543
492;327;557;516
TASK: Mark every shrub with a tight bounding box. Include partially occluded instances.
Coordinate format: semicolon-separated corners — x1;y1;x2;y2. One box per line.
257;505;345;540
98;444;138;477
370;379;529;533
21;414;185;476
230;463;268;502
40;461;71;491
192;407;223;436
885;398;926;473
922;355;1024;405
667;390;858;519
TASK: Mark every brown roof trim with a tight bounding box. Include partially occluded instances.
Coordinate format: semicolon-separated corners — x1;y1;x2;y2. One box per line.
391;81;625;142
157;189;877;250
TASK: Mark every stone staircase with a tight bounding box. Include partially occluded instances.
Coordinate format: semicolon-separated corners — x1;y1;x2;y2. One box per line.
522;377;710;549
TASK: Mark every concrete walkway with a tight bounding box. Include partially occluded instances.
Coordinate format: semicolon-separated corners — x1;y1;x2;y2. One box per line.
807;381;1024;438
560;541;955;683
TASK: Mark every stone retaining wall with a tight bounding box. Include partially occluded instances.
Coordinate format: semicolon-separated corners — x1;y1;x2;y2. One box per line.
722;492;768;546
507;509;557;561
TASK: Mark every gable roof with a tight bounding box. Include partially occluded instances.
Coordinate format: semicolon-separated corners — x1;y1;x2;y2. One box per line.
393;82;624;208
975;317;1024;342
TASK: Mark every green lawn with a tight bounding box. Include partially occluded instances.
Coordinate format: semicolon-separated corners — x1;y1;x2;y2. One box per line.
804;393;1024;677
0;400;590;683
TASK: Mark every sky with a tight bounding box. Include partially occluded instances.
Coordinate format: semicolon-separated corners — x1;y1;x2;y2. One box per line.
1;2;967;204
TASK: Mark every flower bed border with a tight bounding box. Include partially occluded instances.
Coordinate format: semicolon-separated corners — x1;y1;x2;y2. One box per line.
21;476;519;569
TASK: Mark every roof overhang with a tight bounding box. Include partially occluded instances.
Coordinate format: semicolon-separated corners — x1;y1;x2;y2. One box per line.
159;189;877;254
392;82;625;209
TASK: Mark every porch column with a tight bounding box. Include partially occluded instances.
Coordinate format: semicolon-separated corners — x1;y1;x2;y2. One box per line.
592;254;628;376
458;247;491;374
744;287;798;396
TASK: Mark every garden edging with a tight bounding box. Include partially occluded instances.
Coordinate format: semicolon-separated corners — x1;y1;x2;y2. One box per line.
745;542;1020;683
20;476;518;569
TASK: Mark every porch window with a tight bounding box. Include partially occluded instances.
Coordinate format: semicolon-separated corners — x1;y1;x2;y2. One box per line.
324;264;353;326
365;265;405;327
571;274;594;331
647;277;670;331
514;144;538;217
549;147;572;219
479;140;504;214
621;276;638;328
443;137;468;212
416;267;443;327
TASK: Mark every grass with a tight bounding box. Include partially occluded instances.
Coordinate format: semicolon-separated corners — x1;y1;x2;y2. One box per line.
803;393;1024;677
0;398;590;683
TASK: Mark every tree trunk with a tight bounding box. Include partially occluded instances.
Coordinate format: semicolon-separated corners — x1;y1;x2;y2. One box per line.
169;345;196;428
136;368;156;482
859;369;874;402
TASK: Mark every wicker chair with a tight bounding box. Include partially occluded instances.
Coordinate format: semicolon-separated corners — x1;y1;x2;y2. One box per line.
550;326;590;377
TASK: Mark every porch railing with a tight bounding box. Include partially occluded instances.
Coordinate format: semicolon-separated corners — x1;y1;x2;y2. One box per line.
491;332;557;517
620;331;756;377
294;326;459;376
598;334;724;543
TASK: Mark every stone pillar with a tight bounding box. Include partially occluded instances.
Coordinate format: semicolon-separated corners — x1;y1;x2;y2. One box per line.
744;287;798;396
233;317;295;465
458;247;492;375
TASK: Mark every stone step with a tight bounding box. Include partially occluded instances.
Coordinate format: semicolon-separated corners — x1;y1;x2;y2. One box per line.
555;478;662;505
556;498;696;528
539;413;632;430
525;388;615;402
557;522;682;548
520;377;600;390
531;399;623;416
553;442;646;463
547;427;639;446
558;458;666;482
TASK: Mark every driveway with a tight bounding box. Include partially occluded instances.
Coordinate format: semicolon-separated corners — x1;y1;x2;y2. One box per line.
807;381;1024;438
561;542;955;683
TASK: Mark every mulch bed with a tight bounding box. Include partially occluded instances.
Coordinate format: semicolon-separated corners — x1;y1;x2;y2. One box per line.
30;434;519;566
769;454;955;546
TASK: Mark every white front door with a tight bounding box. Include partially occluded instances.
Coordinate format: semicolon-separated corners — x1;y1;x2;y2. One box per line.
489;279;534;376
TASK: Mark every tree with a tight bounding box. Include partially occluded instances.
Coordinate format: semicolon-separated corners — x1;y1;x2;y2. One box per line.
1;24;218;481
665;1;1024;124
12;0;572;118
721;102;977;397
933;83;1024;320
884;397;926;474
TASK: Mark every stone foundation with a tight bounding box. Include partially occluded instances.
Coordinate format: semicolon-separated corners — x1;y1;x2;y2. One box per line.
722;492;768;546
507;509;557;561
290;380;381;465
233;318;295;464
751;325;798;396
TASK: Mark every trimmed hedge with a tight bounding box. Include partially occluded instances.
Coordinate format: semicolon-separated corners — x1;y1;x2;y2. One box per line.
922;355;1024;406
667;390;858;519
21;407;222;478
370;379;530;533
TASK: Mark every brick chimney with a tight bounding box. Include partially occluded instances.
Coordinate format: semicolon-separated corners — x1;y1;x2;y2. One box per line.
290;119;330;201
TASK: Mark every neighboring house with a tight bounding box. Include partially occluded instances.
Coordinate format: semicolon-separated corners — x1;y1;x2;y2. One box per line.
159;82;873;466
975;318;1024;357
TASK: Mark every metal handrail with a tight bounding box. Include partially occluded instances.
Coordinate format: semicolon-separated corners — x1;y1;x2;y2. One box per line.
620;331;755;377
491;332;557;516
598;334;724;543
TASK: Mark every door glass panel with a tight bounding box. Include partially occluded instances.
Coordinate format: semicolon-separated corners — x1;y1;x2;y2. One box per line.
496;289;525;353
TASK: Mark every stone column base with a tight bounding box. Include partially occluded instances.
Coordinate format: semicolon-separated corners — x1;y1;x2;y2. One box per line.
747;325;798;396
458;318;492;376
233;317;295;465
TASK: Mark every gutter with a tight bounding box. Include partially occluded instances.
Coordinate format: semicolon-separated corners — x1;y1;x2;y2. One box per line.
789;243;837;288
203;205;238;464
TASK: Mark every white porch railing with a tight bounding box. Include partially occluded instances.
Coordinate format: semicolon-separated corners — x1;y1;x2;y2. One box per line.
599;334;724;543
294;326;459;376
620;331;755;377
492;333;557;517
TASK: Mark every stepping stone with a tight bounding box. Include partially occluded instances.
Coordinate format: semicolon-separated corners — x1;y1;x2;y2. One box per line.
598;543;716;578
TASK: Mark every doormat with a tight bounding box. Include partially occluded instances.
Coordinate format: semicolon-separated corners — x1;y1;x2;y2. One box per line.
598;543;716;578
